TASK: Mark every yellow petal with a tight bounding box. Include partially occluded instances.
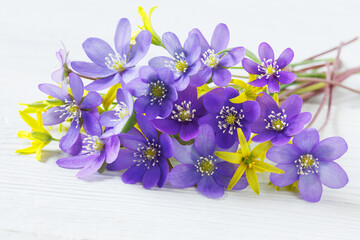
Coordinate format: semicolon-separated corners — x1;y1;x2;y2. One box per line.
17;131;33;140
252;165;265;173
237;128;250;157
214;151;241;164
249;74;257;82
19;111;39;129
230;92;248;104
15;144;39;154
230;79;247;89
36;111;44;128
35;145;43;161
228;163;247;190
31;131;52;142
251;140;272;159
103;83;121;110
273;93;279;106
254;160;285;174
246;167;260;194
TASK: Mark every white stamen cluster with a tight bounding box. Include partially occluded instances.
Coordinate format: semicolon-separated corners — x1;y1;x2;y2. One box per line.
111;102;129;121
82;135;104;155
105;53;127;72
171;101;196;122
257;58;280;79
216;106;244;135
165;52;188;76
201;49;219;68
133;139;162;169
146;80;167;105
265;109;289;131
55;99;81;128
295;154;319;175
195;155;217;176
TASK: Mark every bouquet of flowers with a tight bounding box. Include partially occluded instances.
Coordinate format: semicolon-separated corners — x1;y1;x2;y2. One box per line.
16;6;360;202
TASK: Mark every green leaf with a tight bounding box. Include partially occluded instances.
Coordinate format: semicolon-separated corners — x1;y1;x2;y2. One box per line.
246;49;261;64
122;111;137;133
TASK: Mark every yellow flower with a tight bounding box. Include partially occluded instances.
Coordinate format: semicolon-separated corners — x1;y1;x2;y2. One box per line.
102;83;122;111
230;74;266;104
138;6;162;46
215;128;284;194
15;111;54;161
197;84;213;97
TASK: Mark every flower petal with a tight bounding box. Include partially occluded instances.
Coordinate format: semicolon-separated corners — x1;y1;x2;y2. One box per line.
197;176;224;198
139;66;158;82
203;93;223;113
281;94;303;119
126;77;148;97
284;112;312;136
159;134;173;159
57;154;98;169
71;61;115;78
136;113;158;141
267;76;280;93
211;23;229;53
85;74;120;91
76;153;105;178
69;73;84;104
246;167;259;194
82;111;102;136
148;56;174;69
241;100;260;124
168;164;201;188
258;42;274;61
79;91;102;109
114;18;131;57
59;121;81;151
251;130;276;142
145;103;161;119
42;106;67;125
271;132;291;146
38;83;67;102
179;123;199;141
318;161;348;189
107;149;136;171
189;67;212;87
134;95;150;113
162;32;183;57
277;48;294;69
184;33;201;65
195;124;215;157
142;165;161;189
219;47;245;67
172;138;196;164
293;128;319;154
298;173;323;202
83;38;115;67
312;137;348;161
122;164;147;184
157;157;169;188
248;75;268;87
276;71;296;84
212;67;231;87
188;28;210;54
242;58;264;75
127;30;152;66
270;163;299;187
151;119;181;135
105;135;120;164
266;144;302;164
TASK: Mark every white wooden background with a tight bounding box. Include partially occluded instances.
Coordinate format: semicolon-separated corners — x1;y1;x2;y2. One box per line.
1;0;359;239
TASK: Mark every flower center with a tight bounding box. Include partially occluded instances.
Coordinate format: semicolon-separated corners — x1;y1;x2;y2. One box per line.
257;59;279;79
55;99;81;127
165;52;188;77
195;155;217;176
216;106;244;135
105;53;126;72
148;80;167;105
266;65;275;75
295;154;319;175
82;135;104;155
171;101;196;122
202;49;219;68
113;102;129;120
265;109;288;131
134;139;161;169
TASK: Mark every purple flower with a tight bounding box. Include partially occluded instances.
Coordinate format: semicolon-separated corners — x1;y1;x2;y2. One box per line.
199;87;260;149
107;114;173;189
168;124;248;198
242;42;296;93
39;73;102;153
189;23;246;87
51;43;70;94
71;18;152;91
57;126;120;178
148;32;201;91
267;128;349;202
251;93;312;146
151;85;208;141
126;66;178;120
99;88;133;138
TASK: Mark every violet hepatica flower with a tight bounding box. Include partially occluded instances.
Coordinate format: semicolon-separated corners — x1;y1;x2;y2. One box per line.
57;124;120;178
242;42;296;93
39;73;102;153
148;32;201;91
189;23;246;87
51;43;70;94
71;18;152;91
251;93;312;146
199;87;259;149
107;114;173;189
151;85;208;141
168;124;248;198
126;66;178;119
99;88;133;138
267;128;348;202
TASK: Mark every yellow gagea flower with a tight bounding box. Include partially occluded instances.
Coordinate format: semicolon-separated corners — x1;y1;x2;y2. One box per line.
215;128;284;194
16;111;54;161
137;6;162;46
230;74;266;104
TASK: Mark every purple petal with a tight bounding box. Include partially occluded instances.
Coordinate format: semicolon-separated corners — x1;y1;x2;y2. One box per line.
76;153;105;178
126;77;148;97
188;28;210;54
157;157;169;188
145;104;161;119
61;134;84;156
119;134;146;151
267;144;302;164
107;149;136;170
122;164;147;184
268;76;280;93
186;60;201;76
176;85;197;104
159;100;173;119
168;164;201;188
241;100;260;124
162;32;183;57
134;95;150;114
136;114;158;141
195;124;215;156
189;67;212;87
82;111;102;136
184;33;201;65
71;61;115;78
172;138;197;164
242;58;264;75
284;112;312;136
159;134;173;159
59;121;81;151
298;173;322;202
203;94;223;113
38;83;67;102
212;67;231;87
252;130;276;142
256;92;279;117
105;135;120;164
270;163;299;187
276;71;296;84
127;30;152;66
52;68;64;83
139;66;158;82
42;106;67;125
216;131;237;149
79;91;102;109
258;42;274;61
211;23;229;53
248;75;268;87
69;73;84;104
293;128;319;154
151;119;181;135
271;132;291;146
121;67;139;85
114;18;131;57
99;111;118;127
116;88;133;112
157;67;175;85
142;165;161;189
167;85;178;102
85;74;120;91
173;75;190;91
277;48;294;69
312;137;348;161
83;38;115;67
318;161;348;189
148;56;174;69
218;47;246;67
197;176;224;198
179;123;199;142
57;154;98;169
281;94;303;119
